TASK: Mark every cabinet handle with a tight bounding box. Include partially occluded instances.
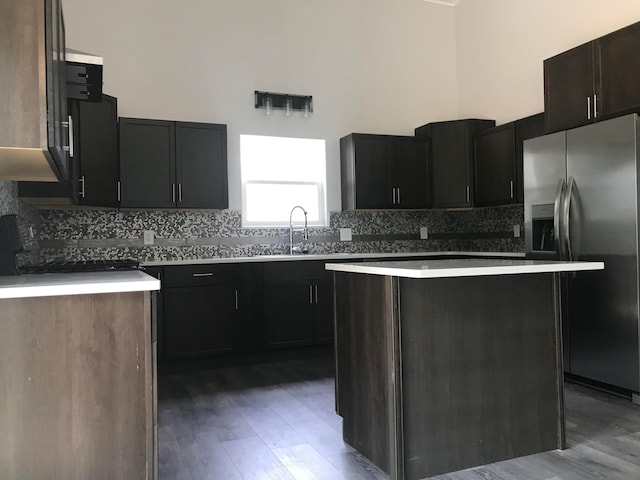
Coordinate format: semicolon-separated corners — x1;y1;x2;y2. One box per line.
392;188;396;205
466;185;470;203
192;272;214;277
172;184;176;203
235;290;239;310
178;183;182;202
314;284;318;304
510;180;514;199
397;187;401;205
587;96;592;120
593;94;598;118
68;115;74;158
309;285;313;304
117;181;121;202
79;175;86;198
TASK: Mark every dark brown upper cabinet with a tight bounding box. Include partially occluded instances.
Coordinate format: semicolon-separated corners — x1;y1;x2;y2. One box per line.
545;21;640;133
474;113;545;207
18;94;119;207
340;133;430;210
119;118;228;209
415;119;495;209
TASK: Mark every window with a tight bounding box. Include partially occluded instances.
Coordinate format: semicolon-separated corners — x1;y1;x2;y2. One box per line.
240;134;328;227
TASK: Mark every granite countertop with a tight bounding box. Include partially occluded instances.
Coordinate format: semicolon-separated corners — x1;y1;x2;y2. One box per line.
325;258;605;279
0;270;160;300
142;250;525;266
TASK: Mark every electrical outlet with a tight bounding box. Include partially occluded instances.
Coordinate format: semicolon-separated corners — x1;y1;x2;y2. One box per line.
420;226;429;239
143;230;155;245
339;228;352;242
513;225;521;238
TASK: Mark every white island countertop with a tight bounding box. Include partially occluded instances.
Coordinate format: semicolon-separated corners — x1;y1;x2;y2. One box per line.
0;270;161;300
325;258;604;279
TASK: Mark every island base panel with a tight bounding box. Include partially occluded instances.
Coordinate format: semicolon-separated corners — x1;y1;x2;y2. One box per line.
0;291;153;480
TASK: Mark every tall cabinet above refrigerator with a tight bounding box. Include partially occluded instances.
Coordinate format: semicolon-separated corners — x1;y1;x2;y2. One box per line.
524;113;640;399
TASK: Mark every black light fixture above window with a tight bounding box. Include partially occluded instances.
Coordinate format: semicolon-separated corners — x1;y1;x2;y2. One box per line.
255;91;313;117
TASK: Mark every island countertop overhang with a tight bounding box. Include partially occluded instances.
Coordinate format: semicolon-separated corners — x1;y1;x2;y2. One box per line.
325;258;604;279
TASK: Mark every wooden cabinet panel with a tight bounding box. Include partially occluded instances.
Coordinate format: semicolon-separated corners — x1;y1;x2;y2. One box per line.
597;22;640;118
312;278;334;344
119;118;175;208
0;0;69;181
340;134;429;210
514;113;545;203
176;122;228;209
415;119;495;208
544;42;595;133
474;123;516;206
164;285;237;359
120;118;228;208
18;94;119;206
394;138;430;208
263;283;314;348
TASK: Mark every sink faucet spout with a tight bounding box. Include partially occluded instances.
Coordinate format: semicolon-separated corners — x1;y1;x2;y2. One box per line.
289;206;309;255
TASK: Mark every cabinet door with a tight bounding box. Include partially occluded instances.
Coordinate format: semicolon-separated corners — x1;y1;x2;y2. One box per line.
352;135;394;209
263;282;314;349
544;42;595;133
175;122;228;209
427;122;474;208
312;277;334;344
474;123;516;207
394;138;430;209
163;285;237;359
597;22;640;119
119;118;175;207
74;95;119;206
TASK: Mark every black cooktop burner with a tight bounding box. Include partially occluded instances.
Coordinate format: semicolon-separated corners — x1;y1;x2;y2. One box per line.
21;259;141;274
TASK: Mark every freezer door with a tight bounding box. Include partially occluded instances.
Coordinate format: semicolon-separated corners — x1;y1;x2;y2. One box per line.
566;114;640;391
523;132;567;257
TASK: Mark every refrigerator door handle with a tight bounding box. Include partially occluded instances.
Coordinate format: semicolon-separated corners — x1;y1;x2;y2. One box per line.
564;176;575;262
553;178;566;260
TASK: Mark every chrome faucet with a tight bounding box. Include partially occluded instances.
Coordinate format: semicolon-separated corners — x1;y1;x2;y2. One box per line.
289;205;309;254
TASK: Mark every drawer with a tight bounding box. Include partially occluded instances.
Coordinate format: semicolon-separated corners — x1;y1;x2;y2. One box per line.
163;264;241;288
263;260;329;283
66;82;102;101
66;62;103;86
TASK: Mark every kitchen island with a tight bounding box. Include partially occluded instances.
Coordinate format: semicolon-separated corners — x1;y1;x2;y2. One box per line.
0;271;160;480
326;258;604;480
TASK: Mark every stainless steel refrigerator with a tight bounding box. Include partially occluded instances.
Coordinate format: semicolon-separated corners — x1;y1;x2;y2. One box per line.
524;113;640;398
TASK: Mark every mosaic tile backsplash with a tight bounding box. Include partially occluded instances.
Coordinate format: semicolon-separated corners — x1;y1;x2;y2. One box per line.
35;206;525;263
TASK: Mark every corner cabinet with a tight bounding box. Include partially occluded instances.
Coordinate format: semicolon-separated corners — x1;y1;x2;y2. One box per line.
474;113;544;207
340;134;430;210
119;118;228;209
0;0;69;181
415;119;495;209
545;21;640;133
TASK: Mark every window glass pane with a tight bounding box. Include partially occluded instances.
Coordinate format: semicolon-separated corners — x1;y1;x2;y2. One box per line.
240;134;328;227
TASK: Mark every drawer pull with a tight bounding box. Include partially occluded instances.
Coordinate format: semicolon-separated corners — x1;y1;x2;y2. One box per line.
192;272;215;277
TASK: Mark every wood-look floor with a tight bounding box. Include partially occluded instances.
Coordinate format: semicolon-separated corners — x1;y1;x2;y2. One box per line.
158;350;640;480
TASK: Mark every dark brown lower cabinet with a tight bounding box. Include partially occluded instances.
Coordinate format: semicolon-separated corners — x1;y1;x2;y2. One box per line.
263;261;334;350
164;284;238;359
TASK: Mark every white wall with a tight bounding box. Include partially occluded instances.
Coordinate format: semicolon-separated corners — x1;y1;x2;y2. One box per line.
455;0;640;124
61;0;459;212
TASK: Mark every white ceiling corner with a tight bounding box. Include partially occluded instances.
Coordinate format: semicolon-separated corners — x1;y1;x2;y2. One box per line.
420;0;461;7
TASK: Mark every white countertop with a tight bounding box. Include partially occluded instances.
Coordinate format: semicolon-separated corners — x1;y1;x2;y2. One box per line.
0;270;160;300
325;258;605;279
142;251;524;266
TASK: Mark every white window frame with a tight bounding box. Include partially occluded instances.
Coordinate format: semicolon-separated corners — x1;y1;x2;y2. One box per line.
240;134;328;228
